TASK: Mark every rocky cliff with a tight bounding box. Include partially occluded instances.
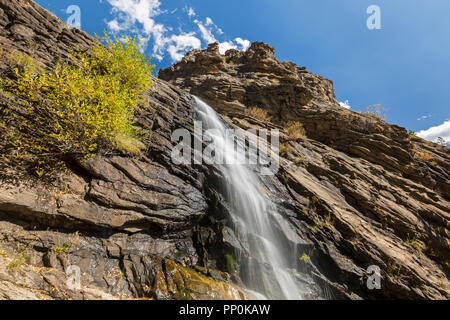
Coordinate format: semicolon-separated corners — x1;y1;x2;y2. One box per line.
0;0;448;300
159;43;450;299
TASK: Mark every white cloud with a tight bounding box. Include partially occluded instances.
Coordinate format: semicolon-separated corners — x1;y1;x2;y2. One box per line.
187;7;196;17
339;100;351;109
107;19;123;32
166;33;201;61
417;120;450;144
219;41;237;53
195;20;249;54
417;115;431;121
197;22;216;44
105;0;250;61
235;37;250;51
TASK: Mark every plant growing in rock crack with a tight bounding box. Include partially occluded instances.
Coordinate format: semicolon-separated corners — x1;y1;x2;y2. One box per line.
285;121;306;141
52;231;79;254
294;155;306;165
405;233;423;254
386;261;408;280
6;247;29;270
279;143;293;157
413;150;434;162
0;32;154;174
365;104;388;121
300;253;310;263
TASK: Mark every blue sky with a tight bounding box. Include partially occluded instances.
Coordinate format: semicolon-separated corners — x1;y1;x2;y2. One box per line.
35;0;450;143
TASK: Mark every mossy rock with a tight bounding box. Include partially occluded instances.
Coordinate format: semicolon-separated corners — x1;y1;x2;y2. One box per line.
150;257;247;300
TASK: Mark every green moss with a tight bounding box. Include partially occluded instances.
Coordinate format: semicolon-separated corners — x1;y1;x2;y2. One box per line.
224;253;235;274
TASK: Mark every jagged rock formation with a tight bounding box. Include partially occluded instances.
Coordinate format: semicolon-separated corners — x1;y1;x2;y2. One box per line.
0;0;245;300
159;43;450;299
0;0;448;300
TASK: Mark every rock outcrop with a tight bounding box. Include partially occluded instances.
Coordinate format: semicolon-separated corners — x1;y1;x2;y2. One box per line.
0;0;448;300
0;0;245;300
159;43;450;299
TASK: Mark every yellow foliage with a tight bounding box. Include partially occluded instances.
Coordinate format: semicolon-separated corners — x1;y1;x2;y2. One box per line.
414;150;434;161
365;104;388;120
285;121;306;140
7;51;43;76
0;32;154;168
279;143;293;156
244;107;271;122
114;132;146;155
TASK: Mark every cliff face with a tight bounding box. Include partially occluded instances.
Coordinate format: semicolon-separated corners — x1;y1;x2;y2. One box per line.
159;43;450;299
0;0;448;300
0;0;246;300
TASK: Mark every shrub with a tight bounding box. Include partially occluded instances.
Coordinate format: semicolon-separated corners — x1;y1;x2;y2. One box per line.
413;150;434;161
0;32;154;170
436;137;447;146
7;51;44;76
405;234;422;254
294;156;306;165
282;61;296;71
365;104;388;120
244;107;271;122
300;253;310;263
285;121;306;140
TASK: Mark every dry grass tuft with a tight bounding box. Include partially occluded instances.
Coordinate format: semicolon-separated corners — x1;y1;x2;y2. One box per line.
413;150;434;161
285;121;306;140
244;107;271;122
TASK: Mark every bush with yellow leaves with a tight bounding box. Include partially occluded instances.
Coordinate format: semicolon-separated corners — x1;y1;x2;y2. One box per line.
285;121;306;141
0;32;154;172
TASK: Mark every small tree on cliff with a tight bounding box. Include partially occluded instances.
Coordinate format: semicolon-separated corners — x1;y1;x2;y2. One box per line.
0;32;154;174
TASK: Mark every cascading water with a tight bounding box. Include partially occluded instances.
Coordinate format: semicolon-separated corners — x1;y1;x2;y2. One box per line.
194;96;306;300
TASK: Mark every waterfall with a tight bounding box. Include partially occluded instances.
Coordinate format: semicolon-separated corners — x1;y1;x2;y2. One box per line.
194;96;305;300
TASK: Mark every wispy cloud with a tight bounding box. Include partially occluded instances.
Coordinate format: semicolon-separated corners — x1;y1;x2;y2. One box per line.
417;120;450;144
104;0;250;61
187;7;195;17
194;17;250;53
417;115;431;121
339;100;351;109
